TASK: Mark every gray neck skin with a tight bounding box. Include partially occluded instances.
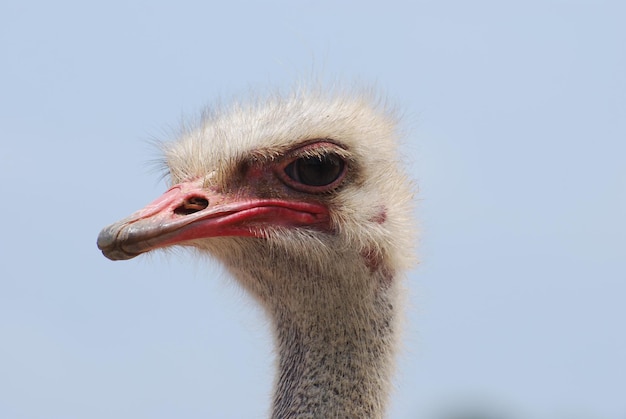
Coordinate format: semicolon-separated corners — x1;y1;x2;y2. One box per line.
216;238;400;419
267;269;397;419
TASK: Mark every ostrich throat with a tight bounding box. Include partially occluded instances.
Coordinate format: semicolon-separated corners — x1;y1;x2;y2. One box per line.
232;247;398;419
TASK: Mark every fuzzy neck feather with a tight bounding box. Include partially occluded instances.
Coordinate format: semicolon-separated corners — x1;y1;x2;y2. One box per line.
213;238;401;419
270;270;398;419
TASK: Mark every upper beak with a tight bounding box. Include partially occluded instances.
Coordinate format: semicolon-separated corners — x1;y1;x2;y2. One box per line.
97;178;330;261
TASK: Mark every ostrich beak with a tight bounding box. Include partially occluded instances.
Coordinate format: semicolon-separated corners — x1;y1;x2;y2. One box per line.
97;178;330;261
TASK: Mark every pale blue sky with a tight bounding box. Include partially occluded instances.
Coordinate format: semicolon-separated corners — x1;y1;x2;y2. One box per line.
1;1;624;418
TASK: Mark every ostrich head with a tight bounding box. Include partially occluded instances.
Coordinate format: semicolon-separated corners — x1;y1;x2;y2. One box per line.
97;88;414;418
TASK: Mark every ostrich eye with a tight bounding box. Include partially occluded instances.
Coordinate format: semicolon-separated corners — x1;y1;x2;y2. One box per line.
284;154;345;187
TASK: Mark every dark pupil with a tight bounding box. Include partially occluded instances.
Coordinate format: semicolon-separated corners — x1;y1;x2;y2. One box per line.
286;154;344;186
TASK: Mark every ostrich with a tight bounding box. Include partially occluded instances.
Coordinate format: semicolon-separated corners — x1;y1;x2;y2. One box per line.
97;87;414;418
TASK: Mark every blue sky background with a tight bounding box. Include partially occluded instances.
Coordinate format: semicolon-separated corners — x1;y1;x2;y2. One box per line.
1;1;624;418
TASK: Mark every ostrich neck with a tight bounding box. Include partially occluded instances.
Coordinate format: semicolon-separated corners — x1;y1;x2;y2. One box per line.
267;267;399;419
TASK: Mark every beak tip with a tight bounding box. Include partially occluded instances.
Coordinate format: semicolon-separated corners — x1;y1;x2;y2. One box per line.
97;224;138;261
97;226;115;251
101;249;137;261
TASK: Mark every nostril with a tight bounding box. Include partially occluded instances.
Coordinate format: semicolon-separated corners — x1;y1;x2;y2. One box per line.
174;196;209;215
